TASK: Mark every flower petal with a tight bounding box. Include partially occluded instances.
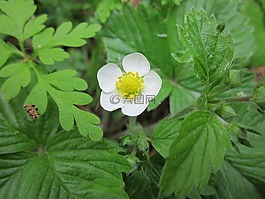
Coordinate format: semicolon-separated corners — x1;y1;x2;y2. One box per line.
100;91;125;111
122;53;150;76
97;63;122;92
121;100;149;116
142;70;162;96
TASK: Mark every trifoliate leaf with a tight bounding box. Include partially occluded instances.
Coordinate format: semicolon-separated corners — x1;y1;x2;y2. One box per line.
0;91;131;198
0;62;31;100
0;0;36;41
151;118;182;158
176;9;234;83
33;22;101;65
159;111;230;198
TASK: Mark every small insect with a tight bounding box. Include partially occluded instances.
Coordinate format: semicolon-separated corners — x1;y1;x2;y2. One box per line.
23;104;39;120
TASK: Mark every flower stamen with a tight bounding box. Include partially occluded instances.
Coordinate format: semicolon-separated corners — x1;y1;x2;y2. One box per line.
116;71;145;99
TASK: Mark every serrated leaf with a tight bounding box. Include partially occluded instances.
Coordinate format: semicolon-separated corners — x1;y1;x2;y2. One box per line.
213;160;264;199
125;155;163;199
102;5;176;78
225;103;265;185
176;9;234;83
0;63;31;100
33;22;101;65
168;0;254;61
0;89;59;153
0;0;36;41
0;89;131;198
171;50;193;63
169;85;199;115
159;111;230;198
0;136;131;198
151;118;182;158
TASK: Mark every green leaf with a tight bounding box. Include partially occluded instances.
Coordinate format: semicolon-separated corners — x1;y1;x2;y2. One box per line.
42;72;101;140
176;9;234;83
0;63;31;100
0;134;130;199
148;77;172;111
23;14;47;40
0;40;14;67
33;22;101;65
24;82;47;114
169;85;199;115
213;160;264;199
241;0;265;66
102;4;177;78
45;69;88;91
253;85;265;110
159;111;230;198
225;103;265;185
151;118;182;158
0;88;59;153
23;68;102;141
0;0;36;41
171;50;193;63
125;155;163;199
37;47;70;65
0;90;131;198
161;0;184;5
168;0;254;60
96;0;123;23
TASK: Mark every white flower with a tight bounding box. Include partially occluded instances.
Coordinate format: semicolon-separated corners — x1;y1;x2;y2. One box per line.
97;52;162;116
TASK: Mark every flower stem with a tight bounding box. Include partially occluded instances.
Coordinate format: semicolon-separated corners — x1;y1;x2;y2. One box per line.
129;116;137;127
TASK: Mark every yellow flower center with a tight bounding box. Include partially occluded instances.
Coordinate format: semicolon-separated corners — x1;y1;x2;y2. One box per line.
115;72;145;99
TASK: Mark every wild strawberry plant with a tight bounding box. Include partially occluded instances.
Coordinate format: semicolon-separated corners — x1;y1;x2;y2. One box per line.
0;0;265;198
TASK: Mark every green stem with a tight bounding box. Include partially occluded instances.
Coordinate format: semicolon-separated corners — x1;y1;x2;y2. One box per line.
31;64;42;81
30;51;38;60
129;116;137;129
19;40;26;56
